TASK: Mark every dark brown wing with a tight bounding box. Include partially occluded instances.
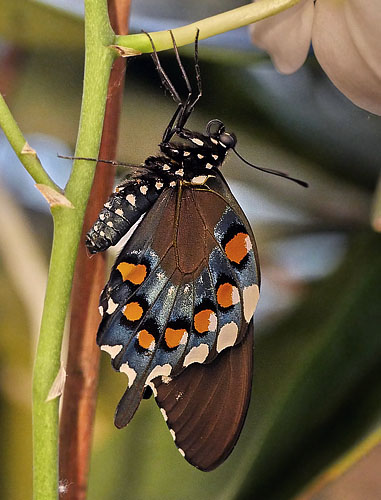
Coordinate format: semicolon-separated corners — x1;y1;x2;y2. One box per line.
152;320;254;471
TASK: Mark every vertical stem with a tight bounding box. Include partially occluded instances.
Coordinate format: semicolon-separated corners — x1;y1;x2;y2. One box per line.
59;1;131;498
32;1;115;498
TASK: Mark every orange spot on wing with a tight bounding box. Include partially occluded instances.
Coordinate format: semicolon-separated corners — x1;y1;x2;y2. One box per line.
138;329;155;349
124;302;143;321
194;309;216;334
165;328;187;349
217;283;238;308
117;262;147;285
225;232;251;264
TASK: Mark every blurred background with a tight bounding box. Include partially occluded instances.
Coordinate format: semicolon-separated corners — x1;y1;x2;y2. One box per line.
0;1;380;499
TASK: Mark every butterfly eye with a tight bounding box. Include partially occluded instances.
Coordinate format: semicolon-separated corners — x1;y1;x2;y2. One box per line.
218;131;237;149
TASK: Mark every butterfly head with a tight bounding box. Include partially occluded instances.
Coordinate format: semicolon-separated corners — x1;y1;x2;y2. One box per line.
206;119;237;150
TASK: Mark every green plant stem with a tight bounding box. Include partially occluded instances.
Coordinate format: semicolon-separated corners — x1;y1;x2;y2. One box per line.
114;0;301;52
32;1;115;498
0;93;59;190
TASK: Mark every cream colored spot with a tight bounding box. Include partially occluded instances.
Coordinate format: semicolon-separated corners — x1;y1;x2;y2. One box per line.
191;175;208;185
106;221;114;227
175;169;184;176
100;231;105;237
104;202;111;208
162;164;170;170
140;185;148;195
169;181;176;187
178;448;185;457
155;181;163;190
197;154;204;159
206;163;213;169
98;305;104;316
115;208;124;217
126;194;136;206
191;137;204;146
120;362;137;387
211;138;218;145
162;375;172;384
219;141;227;148
99;213;105;220
160;408;168;421
183;344;209;367
180;332;188;345
212;154;218;160
107;297;118;314
216;322;238;353
101;344;123;359
183;151;191;157
243;284;260;322
170;429;176;440
146;363;172;385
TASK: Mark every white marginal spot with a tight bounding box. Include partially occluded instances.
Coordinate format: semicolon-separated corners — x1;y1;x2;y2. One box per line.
146;363;172;385
245;235;253;252
175;169;184;176
169;181;176;187
140;185;148;195
232;286;240;305
243;284;260;322
155;181;163;190
212;154;218;160
209;312;218;332
162;164;171;171
170;429;176;441
210;138;218;145
178;448;185;457
191;137;204;146
219;141;227;148
106;221;114;227
183;151;191;157
183;344;209;367
107;297;118;314
104;202;111;209
98;305;104;316
206;163;213;169
176;391;184;401
101;344;123;359
160;408;168;421
180;332;188;345
100;231;105;237
120;362;137;387
126;194;136;206
191;175;208;185
197;154;204;159
115;208;124;217
216;322;239;353
99;213;105;221
172;149;178;153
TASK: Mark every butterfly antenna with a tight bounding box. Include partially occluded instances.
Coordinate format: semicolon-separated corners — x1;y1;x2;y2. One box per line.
57;154;134;168
232;148;308;188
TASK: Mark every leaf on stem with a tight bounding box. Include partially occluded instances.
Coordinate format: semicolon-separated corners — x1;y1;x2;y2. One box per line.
46;364;67;401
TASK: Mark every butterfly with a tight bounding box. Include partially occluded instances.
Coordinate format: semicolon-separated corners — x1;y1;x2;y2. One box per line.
85;30;307;471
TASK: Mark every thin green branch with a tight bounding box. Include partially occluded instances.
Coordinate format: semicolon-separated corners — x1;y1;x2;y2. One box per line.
114;0;301;52
32;1;115;498
0;93;59;191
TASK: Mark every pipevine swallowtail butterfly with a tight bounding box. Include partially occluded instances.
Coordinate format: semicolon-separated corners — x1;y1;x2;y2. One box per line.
82;30;307;471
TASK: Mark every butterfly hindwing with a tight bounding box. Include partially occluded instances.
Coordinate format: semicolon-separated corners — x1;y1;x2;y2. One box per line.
97;172;260;439
152;320;254;471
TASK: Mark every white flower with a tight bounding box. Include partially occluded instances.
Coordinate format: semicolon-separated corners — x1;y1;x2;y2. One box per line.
251;0;381;115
